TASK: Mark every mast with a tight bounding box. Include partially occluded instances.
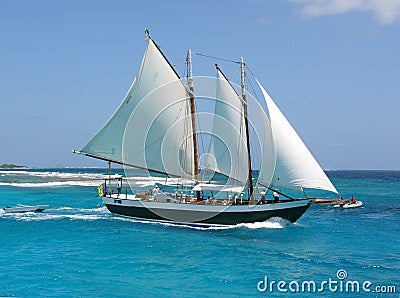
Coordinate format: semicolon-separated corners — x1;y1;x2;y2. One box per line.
241;57;254;202
108;161;112;190
187;49;200;200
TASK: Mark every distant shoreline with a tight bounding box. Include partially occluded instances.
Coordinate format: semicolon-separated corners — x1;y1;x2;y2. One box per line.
0;163;27;169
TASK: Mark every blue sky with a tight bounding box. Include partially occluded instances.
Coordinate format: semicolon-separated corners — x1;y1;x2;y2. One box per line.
1;0;399;169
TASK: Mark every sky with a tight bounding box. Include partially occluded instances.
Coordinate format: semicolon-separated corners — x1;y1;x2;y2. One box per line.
0;0;399;169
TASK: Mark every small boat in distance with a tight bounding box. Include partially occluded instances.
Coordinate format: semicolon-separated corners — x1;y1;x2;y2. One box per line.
334;197;363;209
341;201;363;209
3;204;48;213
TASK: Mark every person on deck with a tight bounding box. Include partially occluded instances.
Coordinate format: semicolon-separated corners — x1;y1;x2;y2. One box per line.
350;196;356;204
153;186;159;201
117;179;122;196
273;191;279;202
233;194;237;205
260;191;266;204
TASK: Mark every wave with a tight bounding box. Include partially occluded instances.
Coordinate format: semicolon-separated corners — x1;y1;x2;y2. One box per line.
0;170;31;174
0;206;110;221
0;170;208;189
104;216;291;230
0;171;120;188
8;213;108;222
56;206;107;213
0;170;121;179
118;218;234;230
237;217;290;229
0;181;100;187
0;205;290;230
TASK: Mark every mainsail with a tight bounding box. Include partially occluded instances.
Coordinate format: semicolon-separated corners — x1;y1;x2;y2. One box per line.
205;68;249;185
257;80;338;194
80;39;194;178
204;67;276;193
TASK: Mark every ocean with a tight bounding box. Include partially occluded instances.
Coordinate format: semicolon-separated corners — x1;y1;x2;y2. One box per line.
0;169;399;297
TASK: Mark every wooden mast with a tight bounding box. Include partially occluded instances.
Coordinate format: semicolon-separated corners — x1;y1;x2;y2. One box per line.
187;49;200;200
240;57;254;203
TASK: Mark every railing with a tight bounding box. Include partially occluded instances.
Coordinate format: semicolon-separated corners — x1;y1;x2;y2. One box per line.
101;177;130;199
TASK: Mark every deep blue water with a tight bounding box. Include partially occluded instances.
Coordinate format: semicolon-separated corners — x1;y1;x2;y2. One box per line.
0;169;399;297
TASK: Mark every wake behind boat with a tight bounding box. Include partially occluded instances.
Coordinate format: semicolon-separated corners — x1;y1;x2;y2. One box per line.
3;204;48;213
312;198;342;204
73;31;339;226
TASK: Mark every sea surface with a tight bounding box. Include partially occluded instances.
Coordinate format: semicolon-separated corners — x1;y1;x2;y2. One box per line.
0;168;399;297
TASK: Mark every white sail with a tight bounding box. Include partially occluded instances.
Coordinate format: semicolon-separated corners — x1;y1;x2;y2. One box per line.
257;80;338;194
245;93;275;190
192;183;244;193
81;39;194;178
205;69;249;185
80;73;138;162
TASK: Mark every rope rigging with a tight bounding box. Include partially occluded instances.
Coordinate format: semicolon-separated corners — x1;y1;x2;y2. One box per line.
194;52;240;64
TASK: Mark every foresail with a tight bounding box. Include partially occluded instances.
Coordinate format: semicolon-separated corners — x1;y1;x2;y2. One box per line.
256;80;338;194
246;94;275;191
204;69;249;184
81;39;194;178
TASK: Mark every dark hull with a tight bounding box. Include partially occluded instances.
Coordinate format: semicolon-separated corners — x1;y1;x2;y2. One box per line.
104;201;311;226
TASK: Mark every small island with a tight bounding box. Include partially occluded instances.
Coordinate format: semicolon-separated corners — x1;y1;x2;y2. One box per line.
0;163;27;169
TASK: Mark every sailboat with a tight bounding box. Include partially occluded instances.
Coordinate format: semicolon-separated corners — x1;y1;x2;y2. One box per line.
73;32;339;227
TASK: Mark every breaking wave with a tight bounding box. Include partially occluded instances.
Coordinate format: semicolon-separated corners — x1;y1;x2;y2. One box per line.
0;181;100;187
0;206;110;222
236;217;290;229
106;216;291;230
0;171;122;188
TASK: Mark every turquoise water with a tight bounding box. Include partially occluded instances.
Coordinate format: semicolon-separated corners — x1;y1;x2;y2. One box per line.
0;169;399;297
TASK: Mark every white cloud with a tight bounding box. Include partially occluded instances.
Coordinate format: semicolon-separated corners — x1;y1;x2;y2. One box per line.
290;0;400;24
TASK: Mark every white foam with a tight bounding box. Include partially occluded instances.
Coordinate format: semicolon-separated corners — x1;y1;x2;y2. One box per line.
152;220;227;230
0;171;126;188
0;170;119;180
17;213;107;221
237;217;290;229
69;206;108;213
104;217;289;230
0;170;30;174
1;208;109;222
0;181;101;187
